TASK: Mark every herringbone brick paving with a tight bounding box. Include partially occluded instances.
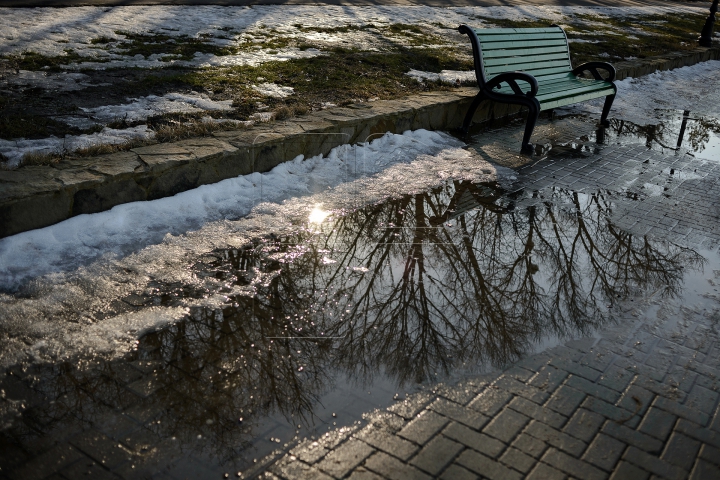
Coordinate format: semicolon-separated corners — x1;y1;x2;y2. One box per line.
257;117;720;480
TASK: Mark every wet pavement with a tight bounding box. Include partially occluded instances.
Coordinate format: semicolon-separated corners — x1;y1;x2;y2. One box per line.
3;81;720;478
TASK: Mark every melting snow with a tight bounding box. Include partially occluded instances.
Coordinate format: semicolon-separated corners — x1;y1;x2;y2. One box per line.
81;92;234;123
252;83;295;98
405;69;475;85
0;125;153;166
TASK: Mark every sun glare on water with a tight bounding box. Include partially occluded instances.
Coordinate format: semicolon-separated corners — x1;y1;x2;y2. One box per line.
308;206;330;224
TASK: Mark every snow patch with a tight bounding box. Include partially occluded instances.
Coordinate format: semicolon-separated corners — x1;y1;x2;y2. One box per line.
252;82;295;98
81;92;233;123
405;69;475;85
0;125;153;167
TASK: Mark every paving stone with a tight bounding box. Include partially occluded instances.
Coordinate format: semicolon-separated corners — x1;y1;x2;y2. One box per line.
397;410;449;445
661;431;701;471
290;439;330;465
617;385;655;418
273;457;335;480
582;433;627;471
582;397;639;427
438;464;478;480
673;418;720;448
541;448;607;480
364;451;431;480
354;426;417;462
566;375;621;404
524;420;587;457
409;435;463;476
622;446;687;480
608;460;650;480
529;365;568;393
698;443;720;467
549;357;603;382
386;392;435;420
684;384;719;414
511;433;549;459
455;449;522;480
638;407;677;441
653;397;711;428
545;385;586;417
482;407;531;443
428;398;489;430
508;396;567;429
467;388;513;417
317;438;375;478
347;466;386;480
503;366;536;383
601;421;663;454
493;376;549;404
526;461;566;480
689;459;720;480
563;408;605;443
597;367;635;393
442;422;505;459
499;447;537;473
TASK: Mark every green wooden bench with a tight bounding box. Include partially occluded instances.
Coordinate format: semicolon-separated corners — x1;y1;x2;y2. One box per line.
458;25;617;153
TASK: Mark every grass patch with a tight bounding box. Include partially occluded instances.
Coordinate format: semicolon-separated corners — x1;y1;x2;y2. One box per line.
6;49;95;71
567;13;706;63
181;47;472;120
113;31;236;60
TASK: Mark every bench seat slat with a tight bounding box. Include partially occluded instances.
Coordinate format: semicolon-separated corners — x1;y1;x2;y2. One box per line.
481;45;569;59
485;60;571;76
539;88;616;110
489;66;572;79
474;27;565;34
483;53;571;68
478;32;567;43
478;38;568;50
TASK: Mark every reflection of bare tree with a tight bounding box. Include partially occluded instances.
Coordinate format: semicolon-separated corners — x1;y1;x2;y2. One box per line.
0;179;704;474
609;114;720;153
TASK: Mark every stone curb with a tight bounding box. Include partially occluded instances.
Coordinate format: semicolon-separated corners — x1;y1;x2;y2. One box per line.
1;46;718;238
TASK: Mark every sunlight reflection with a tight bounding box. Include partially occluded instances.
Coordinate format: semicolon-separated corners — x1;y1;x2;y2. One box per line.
308;206;330;224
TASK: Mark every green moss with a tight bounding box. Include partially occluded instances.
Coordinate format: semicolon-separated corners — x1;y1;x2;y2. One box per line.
90;36;114;45
113;31;236;60
8;49;91;71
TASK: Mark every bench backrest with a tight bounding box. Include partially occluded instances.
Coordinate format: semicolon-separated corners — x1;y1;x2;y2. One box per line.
468;26;573;87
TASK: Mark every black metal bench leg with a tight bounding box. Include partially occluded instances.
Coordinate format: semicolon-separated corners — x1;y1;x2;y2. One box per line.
461;92;485;135
521;101;540;154
600;94;615;127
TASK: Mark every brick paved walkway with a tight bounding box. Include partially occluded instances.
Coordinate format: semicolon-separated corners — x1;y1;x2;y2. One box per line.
252;116;720;479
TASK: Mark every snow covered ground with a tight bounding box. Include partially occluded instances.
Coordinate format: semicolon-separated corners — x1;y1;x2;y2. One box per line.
0;5;703;63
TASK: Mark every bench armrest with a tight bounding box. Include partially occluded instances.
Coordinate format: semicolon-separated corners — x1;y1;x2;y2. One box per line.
486;72;539;97
572;62;616;82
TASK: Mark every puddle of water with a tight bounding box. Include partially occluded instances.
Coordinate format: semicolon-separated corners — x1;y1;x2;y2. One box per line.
532;109;720;161
0;178;708;476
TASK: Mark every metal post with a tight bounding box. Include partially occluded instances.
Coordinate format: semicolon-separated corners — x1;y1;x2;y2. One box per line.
676;110;691;148
700;0;719;47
